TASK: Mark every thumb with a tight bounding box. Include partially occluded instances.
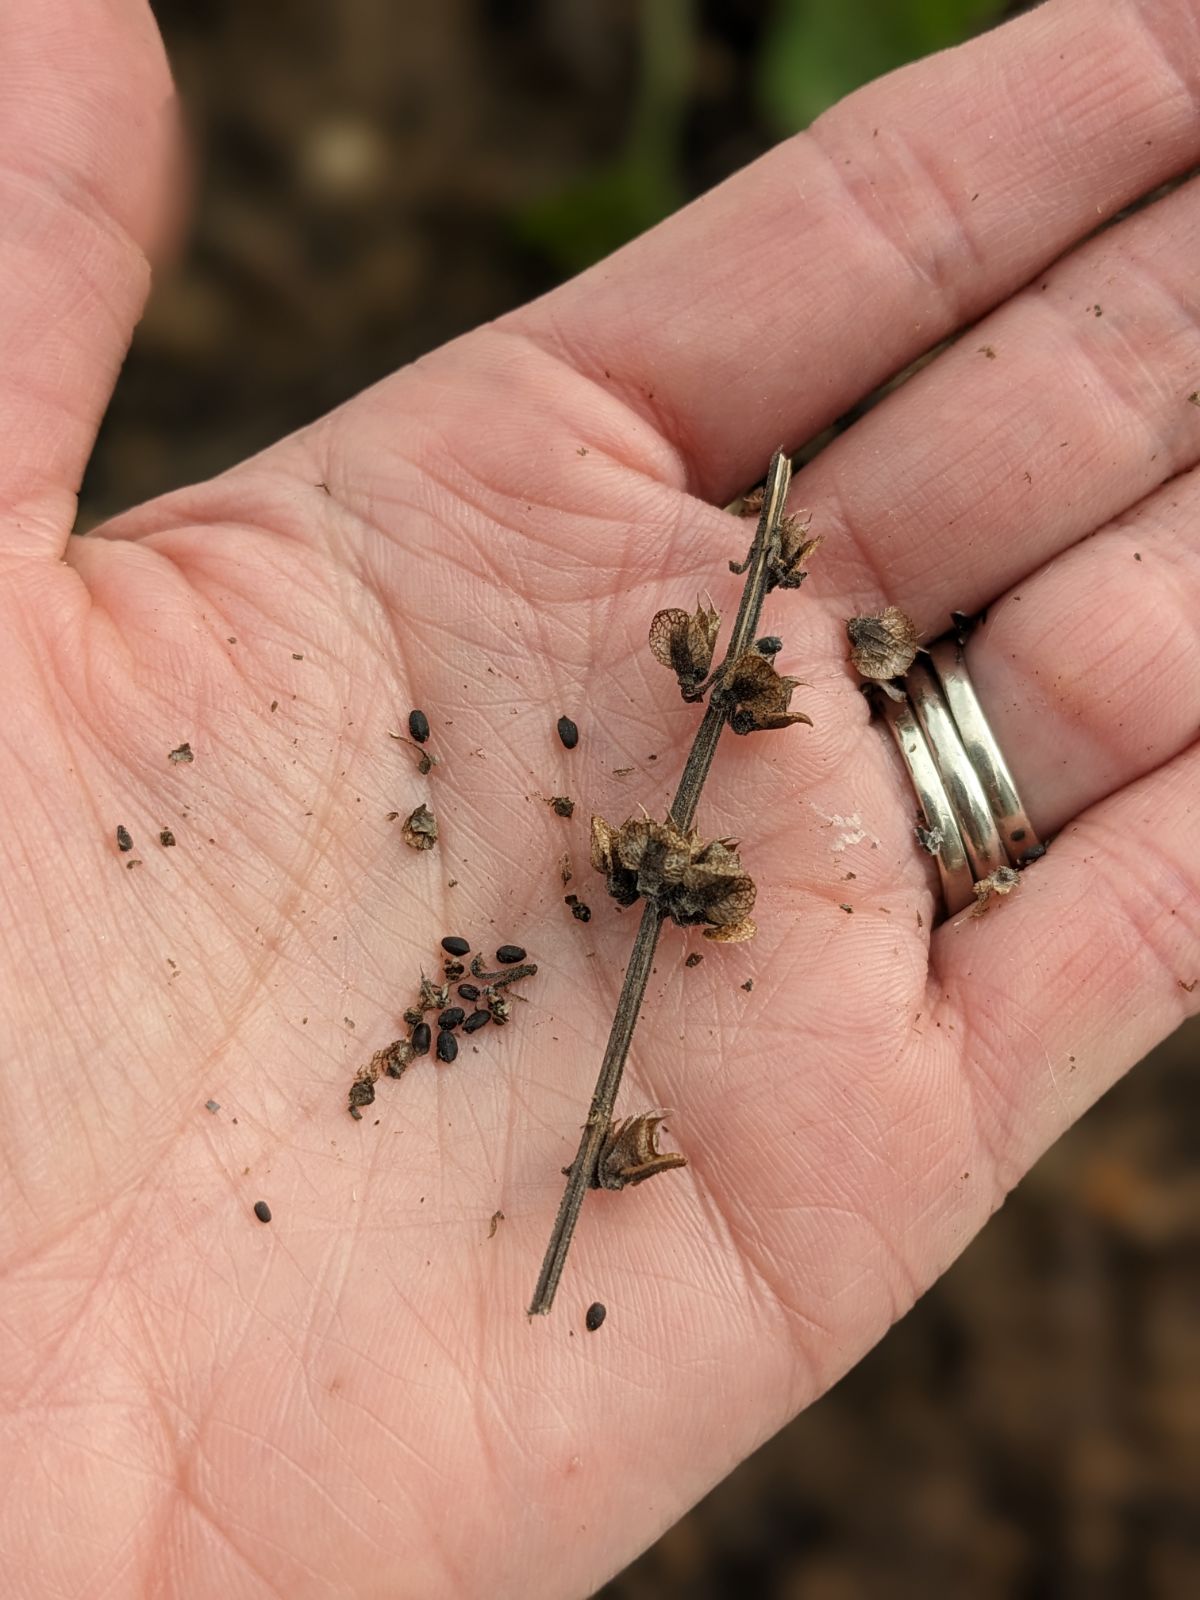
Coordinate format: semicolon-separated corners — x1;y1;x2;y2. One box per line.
0;0;177;561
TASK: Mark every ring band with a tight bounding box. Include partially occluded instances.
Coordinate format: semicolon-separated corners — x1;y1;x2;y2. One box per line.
905;660;1009;880
879;690;975;914
927;639;1041;863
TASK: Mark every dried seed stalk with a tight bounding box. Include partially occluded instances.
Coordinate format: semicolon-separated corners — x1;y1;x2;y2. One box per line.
528;448;800;1316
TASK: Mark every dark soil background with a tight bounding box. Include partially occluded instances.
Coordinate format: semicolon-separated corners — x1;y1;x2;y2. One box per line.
85;4;1197;1596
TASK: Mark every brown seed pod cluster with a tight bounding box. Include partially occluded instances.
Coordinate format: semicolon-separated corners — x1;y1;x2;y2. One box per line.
348;937;537;1116
649;598;721;702
590;814;757;942
768;513;821;593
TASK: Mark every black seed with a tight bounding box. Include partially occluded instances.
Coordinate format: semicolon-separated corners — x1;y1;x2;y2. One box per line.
411;1022;432;1055
755;635;783;657
557;715;579;749
441;936;470;957
685;953;703;968
438;1006;465;1029
496;945;527;964
585;1302;606;1332
253;1201;272;1224
457;983;480;1002
463;1009;490;1033
409;709;430;743
116;825;133;852
436;1030;458;1063
571;901;591;922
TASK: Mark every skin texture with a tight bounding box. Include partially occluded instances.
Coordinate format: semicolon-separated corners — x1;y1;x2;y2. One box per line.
1;1;1198;1595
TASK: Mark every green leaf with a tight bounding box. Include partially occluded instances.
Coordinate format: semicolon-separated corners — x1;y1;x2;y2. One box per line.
758;0;1007;134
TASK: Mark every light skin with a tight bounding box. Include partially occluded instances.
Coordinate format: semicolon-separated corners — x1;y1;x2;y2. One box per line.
1;0;1197;1594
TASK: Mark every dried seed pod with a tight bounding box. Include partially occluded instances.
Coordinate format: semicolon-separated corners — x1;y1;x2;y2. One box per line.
847;607;919;683
417;976;450;1012
767;513;821;592
648;599;721;701
592;1112;688;1191
590;814;758;939
721;651;812;736
401;803;438;850
486;994;511;1025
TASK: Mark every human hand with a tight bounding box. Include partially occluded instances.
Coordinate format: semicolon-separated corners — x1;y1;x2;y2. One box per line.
2;2;1197;1596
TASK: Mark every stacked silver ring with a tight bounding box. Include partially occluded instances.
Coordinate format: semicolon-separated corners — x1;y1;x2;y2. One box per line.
880;637;1041;914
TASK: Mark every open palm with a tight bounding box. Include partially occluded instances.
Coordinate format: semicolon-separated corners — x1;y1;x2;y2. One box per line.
3;3;1198;1596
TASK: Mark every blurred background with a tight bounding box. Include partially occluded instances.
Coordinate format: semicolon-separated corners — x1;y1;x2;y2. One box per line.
87;3;1196;1595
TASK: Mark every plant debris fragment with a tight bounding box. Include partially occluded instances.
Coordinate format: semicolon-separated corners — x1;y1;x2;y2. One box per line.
116;825;133;852
168;742;194;764
401;804;438;850
971;864;1021;916
547;795;575;818
565;894;592;922
159;828;176;847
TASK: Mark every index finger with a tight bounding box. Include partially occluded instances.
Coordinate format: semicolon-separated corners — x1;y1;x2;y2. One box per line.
505;0;1200;500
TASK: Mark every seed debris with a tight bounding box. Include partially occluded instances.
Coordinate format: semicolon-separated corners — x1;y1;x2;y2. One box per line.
116;825;133;852
168;742;194;764
401;804;438;851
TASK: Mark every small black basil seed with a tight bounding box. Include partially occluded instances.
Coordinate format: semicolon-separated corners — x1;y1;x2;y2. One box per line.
462;1009;490;1033
116;825;133;852
585;1302;606;1332
496;944;526;965
253;1201;272;1224
411;1022;432;1055
755;635;783;657
408;708;430;743
457;983;480;1002
557;715;579;750
441;936;470;957
438;1006;465;1030
436;1030;458;1063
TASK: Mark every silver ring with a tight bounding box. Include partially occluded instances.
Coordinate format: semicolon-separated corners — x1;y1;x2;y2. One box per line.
905;660;1009;880
879;690;975;914
927;639;1041;863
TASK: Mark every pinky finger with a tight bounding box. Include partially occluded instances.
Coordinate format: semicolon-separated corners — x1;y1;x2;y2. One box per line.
931;743;1199;1184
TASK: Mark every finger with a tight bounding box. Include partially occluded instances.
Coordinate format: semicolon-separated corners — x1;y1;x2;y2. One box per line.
795;174;1200;624
0;0;177;561
506;0;1200;499
959;467;1200;836
933;742;1199;1181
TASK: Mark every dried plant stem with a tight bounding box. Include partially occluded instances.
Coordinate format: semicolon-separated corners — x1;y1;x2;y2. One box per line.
528;448;793;1316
